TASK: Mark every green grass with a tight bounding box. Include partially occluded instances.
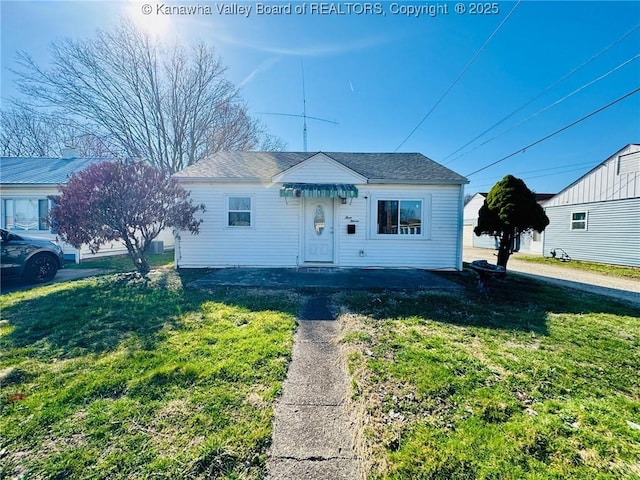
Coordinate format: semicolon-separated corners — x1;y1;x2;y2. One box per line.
515;255;640;280
3;263;639;479
65;251;175;272
339;272;640;479
0;270;300;479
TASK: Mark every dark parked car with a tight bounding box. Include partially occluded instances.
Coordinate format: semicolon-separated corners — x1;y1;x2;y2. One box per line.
1;228;64;283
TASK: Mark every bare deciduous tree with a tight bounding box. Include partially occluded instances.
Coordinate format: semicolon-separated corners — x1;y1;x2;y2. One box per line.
0;105;118;157
11;19;281;171
0;107;55;157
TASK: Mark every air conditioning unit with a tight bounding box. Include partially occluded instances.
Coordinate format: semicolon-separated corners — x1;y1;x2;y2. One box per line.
149;241;164;254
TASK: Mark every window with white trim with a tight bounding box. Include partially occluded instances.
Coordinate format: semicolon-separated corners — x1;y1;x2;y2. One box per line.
2;198;50;231
376;199;423;235
227;196;252;227
571;212;587;231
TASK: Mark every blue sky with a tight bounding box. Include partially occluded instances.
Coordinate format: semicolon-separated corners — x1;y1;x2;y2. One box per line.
1;1;639;194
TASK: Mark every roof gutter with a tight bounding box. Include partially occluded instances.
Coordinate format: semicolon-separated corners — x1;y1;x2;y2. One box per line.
173;176;266;183
366;178;469;185
174;177;469;185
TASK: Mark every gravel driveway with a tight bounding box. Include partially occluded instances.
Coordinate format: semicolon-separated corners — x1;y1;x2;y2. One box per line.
463;247;640;308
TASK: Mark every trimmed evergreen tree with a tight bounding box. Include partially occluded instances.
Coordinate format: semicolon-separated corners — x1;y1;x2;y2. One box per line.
474;175;549;268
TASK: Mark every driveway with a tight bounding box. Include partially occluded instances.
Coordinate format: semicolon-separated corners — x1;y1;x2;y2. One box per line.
192;267;462;291
0;268;105;294
464;247;640;307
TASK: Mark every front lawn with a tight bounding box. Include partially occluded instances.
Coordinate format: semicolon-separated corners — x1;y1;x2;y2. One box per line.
2;263;639;480
339;273;640;479
0;270;300;479
65;251;175;272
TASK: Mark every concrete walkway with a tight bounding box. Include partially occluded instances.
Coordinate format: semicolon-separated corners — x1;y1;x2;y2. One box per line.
266;296;360;480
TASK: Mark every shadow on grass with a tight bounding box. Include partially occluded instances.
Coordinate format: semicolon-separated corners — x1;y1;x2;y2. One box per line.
341;267;639;337
0;269;298;360
4;264;634;359
1;268;301;480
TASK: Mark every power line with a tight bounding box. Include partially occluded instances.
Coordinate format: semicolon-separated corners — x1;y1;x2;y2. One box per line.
470;165;597;191
470;160;597;186
393;0;521;152
502;160;597;177
443;24;640;164
465;87;640;177
448;53;640;164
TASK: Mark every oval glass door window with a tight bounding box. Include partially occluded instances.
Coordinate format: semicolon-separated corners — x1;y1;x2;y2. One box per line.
314;205;325;235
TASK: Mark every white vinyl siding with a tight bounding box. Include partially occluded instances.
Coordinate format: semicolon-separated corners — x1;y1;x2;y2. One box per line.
545;145;640;207
1;185;174;263
176;182;464;270
176;183;301;268
338;185;457;270
274;153;367;184
617;151;639;175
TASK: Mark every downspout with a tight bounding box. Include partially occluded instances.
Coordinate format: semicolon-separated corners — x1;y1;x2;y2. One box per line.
174;229;180;269
457;184;465;271
541;206;548;257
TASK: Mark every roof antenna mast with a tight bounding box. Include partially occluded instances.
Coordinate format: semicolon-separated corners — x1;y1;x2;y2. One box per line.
302;60;308;152
256;59;338;152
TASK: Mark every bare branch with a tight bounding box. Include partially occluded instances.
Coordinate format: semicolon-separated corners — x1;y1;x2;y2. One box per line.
10;19;281;171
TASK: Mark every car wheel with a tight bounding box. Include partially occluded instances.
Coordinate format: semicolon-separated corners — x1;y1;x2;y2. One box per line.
24;253;59;283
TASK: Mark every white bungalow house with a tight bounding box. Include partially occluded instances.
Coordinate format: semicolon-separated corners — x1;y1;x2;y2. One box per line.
173;151;468;270
0;153;174;262
542;144;640;267
463;191;555;254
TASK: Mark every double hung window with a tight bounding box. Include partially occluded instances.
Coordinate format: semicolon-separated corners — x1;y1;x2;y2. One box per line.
571;212;587;231
227;196;252;227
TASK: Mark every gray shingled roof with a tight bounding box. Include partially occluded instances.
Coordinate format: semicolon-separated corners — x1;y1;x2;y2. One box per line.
174;151;468;184
0;157;109;185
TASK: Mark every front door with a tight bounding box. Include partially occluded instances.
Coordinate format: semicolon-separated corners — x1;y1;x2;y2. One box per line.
303;198;334;263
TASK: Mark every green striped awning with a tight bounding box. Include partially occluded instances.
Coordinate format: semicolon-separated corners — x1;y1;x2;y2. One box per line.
279;183;359;199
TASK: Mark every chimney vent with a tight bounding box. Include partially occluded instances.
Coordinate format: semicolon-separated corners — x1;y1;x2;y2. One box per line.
61;147;78;160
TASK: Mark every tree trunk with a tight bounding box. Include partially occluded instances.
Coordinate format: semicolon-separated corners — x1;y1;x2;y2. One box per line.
497;231;514;268
134;254;151;277
122;236;151;276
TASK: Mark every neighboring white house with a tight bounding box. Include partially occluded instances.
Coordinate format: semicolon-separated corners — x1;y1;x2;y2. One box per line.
173;151;469;270
463;191;554;254
0;154;175;262
542;144;640;267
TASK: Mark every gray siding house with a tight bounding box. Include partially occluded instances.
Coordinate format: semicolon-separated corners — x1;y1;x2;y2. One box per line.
1;154;175;261
542;144;640;267
463;191;554;254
